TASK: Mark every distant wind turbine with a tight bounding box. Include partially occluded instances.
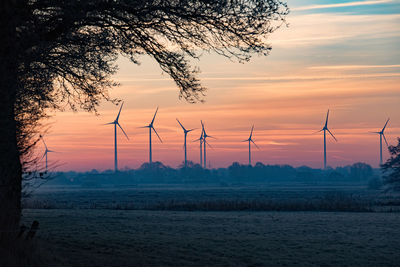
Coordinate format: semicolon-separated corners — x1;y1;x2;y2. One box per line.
316;109;337;169
242;125;259;166
177;119;195;168
201;121;214;169
105;102;129;172
40;135;54;172
194;123;204;167
141;107;162;165
372;118;390;165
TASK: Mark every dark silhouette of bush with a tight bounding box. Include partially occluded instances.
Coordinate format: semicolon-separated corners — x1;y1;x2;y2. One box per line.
382;138;400;191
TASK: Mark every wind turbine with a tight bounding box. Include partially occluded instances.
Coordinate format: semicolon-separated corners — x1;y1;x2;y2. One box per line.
316;109;337;169
105;102;129;172
177;119;195;168
372;118;390;165
242;125;259;166
141;107;162;165
40;135;54;172
194;124;204;167
201;121;214;169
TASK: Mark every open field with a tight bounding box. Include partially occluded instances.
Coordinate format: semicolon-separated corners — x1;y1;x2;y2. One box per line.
23;184;386;211
22;209;400;267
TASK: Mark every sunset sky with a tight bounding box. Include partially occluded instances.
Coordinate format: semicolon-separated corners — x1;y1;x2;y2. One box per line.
43;0;400;171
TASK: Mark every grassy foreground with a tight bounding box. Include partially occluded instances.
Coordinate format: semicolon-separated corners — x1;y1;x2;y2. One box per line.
22;209;400;267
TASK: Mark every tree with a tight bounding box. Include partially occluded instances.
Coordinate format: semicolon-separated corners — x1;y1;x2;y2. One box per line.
0;0;288;241
382;138;400;191
349;162;373;181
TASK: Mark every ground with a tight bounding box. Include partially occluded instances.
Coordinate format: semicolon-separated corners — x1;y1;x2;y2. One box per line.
22;209;400;267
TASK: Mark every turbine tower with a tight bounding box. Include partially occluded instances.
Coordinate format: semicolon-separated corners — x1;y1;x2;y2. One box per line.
316;109;337;169
372;118;390;165
40;135;54;172
105;102;129;172
142;107;162;165
242;125;259;166
201;121;214;169
177;119;195;168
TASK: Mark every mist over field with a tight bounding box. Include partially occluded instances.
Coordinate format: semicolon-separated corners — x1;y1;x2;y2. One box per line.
17;161;400;266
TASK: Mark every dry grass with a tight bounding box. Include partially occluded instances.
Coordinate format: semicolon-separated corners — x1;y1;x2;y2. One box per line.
22;209;400;267
23;186;379;212
0;238;69;267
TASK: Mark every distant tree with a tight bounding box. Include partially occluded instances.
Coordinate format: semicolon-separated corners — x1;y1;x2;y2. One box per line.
228;162;244;181
254;162;266;168
382;138;400;191
179;161;205;183
350;162;373;181
0;0;289;241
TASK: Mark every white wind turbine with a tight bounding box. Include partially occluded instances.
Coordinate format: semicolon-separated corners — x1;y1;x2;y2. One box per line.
176;118;195;168
141;107;162;165
316;109;337;169
201;121;214;169
40;135;54;172
372;118;390;165
105;102;129;172
242;125;259;166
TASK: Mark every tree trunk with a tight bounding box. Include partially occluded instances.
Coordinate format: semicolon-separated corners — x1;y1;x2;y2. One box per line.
0;0;22;244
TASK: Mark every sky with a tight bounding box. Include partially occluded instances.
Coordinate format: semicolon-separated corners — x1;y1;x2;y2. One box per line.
42;0;400;171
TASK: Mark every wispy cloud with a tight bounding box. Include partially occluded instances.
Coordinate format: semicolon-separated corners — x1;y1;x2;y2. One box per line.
292;0;394;11
120;73;400;83
309;65;400;70
271;13;400;47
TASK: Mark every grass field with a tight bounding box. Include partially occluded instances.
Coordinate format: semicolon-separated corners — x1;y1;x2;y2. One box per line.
22;209;400;267
23;184;382;211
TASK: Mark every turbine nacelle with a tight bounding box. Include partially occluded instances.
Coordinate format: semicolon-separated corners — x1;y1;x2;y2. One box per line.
316;109;337;142
105;102;129;140
242;125;259;149
142;107;162;143
372;118;390;147
176;118;196;134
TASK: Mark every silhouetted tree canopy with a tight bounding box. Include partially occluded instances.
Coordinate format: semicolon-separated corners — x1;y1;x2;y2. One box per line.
382;138;400;191
1;0;288;242
14;0;289;157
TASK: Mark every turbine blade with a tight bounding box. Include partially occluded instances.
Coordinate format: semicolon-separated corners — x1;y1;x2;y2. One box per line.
205;140;213;149
382;118;390;132
382;133;389;147
41;137;48;149
138;126;150;128
176;118;186;131
104;122;115;125
115;102;124;121
151;107;159;125
117;123;129;140
369;131;381;134
313;129;323;134
241;139;248;142
187;128;196;132
40;151;46;161
152;127;163;143
249;125;254;139
325;109;329;127
251;139;260;149
200;120;205;134
327;128;337;142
